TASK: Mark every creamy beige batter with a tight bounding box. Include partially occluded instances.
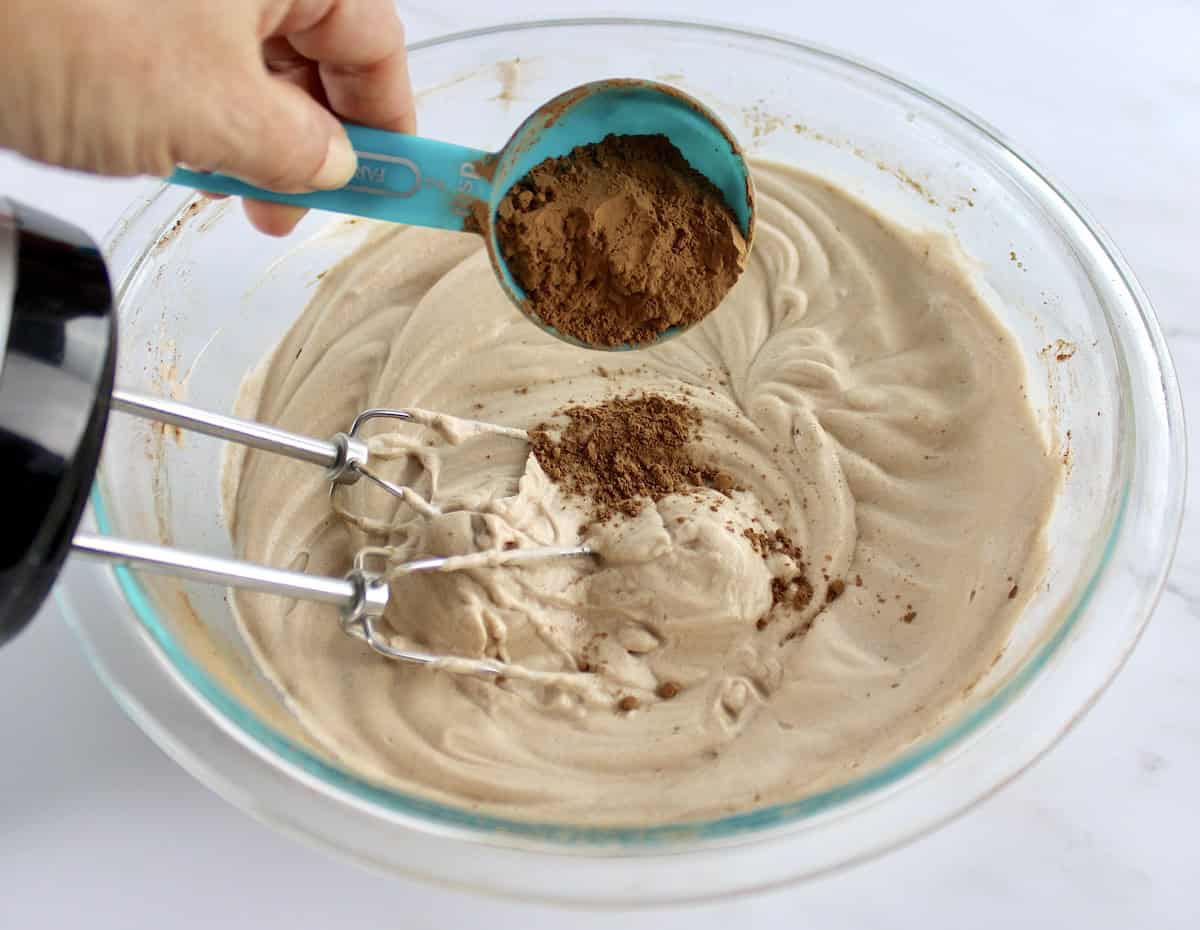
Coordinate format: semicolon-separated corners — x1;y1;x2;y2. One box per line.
225;160;1060;825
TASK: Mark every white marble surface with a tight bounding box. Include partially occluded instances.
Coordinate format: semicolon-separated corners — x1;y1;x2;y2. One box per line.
1;2;1197;926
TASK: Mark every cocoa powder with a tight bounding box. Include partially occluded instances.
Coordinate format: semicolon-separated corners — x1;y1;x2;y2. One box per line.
656;681;682;700
532;392;815;643
529;392;731;521
494;134;747;347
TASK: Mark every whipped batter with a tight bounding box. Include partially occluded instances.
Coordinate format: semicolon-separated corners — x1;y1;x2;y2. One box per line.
225;160;1059;825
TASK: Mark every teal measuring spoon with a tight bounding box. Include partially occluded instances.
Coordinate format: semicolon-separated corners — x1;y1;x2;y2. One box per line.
170;79;755;351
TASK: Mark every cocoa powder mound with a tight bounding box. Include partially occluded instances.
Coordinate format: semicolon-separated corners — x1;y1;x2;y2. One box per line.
494;134;748;347
532;392;816;642
529;393;731;521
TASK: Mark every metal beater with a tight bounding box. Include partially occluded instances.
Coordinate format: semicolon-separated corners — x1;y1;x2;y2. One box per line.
78;391;589;669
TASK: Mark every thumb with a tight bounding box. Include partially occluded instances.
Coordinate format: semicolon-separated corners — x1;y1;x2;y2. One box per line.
210;76;358;193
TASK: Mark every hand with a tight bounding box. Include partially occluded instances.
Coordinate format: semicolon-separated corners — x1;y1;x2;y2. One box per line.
0;0;415;235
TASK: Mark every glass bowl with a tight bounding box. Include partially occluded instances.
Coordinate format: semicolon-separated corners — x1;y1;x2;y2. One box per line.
56;17;1185;905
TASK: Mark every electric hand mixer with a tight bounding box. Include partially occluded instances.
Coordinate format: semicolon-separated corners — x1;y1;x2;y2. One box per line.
0;80;753;656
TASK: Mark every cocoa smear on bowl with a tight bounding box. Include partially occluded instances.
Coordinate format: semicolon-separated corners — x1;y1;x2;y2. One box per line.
494;134;748;347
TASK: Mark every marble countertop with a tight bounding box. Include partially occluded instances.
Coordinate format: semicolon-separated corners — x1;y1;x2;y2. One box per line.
2;2;1196;927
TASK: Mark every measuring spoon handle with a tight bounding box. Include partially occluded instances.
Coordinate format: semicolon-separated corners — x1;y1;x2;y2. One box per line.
169;123;494;231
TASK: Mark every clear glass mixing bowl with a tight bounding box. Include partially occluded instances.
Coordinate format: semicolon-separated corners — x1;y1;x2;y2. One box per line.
56;17;1185;906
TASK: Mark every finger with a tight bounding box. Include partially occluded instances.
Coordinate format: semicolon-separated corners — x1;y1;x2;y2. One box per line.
243;199;309;237
280;0;416;133
198;72;356;192
262;35;329;109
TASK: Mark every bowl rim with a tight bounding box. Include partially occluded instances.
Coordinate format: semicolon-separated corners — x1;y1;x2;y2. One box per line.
81;13;1185;871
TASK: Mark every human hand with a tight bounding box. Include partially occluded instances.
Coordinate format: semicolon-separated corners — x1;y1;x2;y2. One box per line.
0;0;415;235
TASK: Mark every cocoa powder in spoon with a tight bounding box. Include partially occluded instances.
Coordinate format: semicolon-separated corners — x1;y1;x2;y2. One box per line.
495;134;747;347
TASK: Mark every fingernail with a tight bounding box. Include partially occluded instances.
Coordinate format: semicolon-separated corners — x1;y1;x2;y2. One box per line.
312;134;357;190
